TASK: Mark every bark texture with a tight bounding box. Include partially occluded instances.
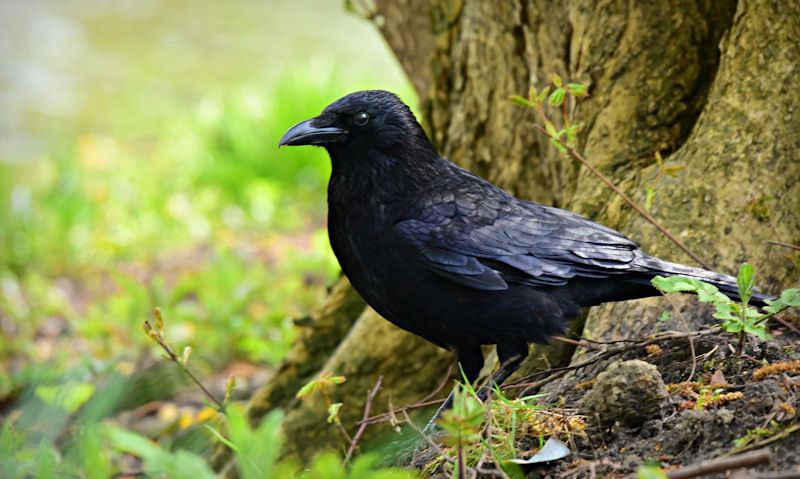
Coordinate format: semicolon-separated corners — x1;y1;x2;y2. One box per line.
239;0;799;463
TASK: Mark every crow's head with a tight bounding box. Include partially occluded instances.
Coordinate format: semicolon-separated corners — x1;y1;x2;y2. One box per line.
279;90;433;156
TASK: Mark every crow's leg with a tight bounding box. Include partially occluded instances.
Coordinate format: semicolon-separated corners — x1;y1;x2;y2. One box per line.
475;341;529;402
422;344;483;434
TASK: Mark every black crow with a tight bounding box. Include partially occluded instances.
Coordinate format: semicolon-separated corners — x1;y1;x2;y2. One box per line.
280;90;768;427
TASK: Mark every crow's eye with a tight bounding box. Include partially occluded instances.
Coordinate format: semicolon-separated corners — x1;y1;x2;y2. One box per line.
354;111;370;126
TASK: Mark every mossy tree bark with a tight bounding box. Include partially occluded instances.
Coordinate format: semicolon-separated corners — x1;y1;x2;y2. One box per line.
240;0;799;463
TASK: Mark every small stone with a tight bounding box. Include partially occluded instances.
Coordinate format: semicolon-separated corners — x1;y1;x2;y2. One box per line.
582;359;668;427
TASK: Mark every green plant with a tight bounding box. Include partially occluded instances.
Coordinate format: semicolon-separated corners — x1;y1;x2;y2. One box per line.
637;461;669;479
437;384;485;477
652;263;799;353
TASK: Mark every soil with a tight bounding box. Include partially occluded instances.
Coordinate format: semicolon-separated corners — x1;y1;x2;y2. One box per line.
410;328;800;478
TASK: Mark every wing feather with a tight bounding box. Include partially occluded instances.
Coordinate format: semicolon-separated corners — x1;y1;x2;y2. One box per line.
393;176;644;290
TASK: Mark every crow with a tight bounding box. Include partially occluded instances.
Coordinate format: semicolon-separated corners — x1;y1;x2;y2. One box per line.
280;90;769;428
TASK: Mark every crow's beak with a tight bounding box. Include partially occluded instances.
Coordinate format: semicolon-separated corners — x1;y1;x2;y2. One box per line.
278;118;347;147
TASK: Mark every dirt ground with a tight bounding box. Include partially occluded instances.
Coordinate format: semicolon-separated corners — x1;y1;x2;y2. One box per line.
410;325;799;478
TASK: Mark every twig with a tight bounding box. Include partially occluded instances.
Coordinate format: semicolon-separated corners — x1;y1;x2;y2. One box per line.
343;375;383;465
400;410;454;464
565;145;711;270
362;330;718;426
143;317;224;411
506;329;717;393
530;112;711;270
766;240;800;251
417;362;455;405
774;317;800;335
666;448;772;479
319;387;353;446
553;336;604;351
358;365;453;426
360;398;445;426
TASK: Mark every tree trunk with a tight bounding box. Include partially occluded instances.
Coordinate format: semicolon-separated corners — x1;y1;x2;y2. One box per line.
240;0;799;463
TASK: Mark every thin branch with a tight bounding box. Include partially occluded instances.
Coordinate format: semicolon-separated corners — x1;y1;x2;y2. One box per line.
666;448;772;479
143;319;224;411
400;410;454;464
358;364;453;426
553;336;604;351
529;99;711;270
506;329;717;394
766;240;800;251
362;329;719;427
343;375;383;465
774;317;800;335
564;144;711;270
360;398;444;426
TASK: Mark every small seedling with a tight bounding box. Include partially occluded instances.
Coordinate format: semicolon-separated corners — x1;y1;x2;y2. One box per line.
652;263;799;354
296;371;351;444
143;307;231;412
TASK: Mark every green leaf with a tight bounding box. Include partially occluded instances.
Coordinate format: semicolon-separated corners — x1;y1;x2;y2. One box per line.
76;425;112;479
536;86;551;104
565;124;580;145
637;463;669;479
712;302;736;321
295;379;317;399
644;185;655;211
722;319;743;333
544;120;558;137
328;375;346;384
105;425;217;479
652;275;700;293
548;88;566;107
227;407;284;479
737;263;754;305
743;319;769;340
550;137;568;154
34;442;59;479
779;288;800;307
509;95;532;107
658;311;671;322
696;282;731;304
204;424;239;452
550;74;563;87
35;382;94;413
327;402;343;424
567;83;588;96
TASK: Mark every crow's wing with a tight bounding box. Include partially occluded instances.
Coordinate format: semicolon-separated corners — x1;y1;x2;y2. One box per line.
394;188;644;291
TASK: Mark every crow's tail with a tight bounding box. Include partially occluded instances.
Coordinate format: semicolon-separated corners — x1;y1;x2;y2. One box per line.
638;257;772;307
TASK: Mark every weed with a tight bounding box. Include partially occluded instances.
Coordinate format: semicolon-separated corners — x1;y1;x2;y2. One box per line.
653;263;799;354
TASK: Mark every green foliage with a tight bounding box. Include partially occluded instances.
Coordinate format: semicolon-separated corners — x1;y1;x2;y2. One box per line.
430;378;574;477
637;462;669;479
296;371;347;400
652;264;798;352
225;407;287;479
438;384;485;447
510;77;588;155
733;420;784;449
106;425;217;479
300;452;414;479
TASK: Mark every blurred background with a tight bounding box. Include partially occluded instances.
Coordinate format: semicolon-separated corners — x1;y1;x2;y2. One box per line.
0;0;413;475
